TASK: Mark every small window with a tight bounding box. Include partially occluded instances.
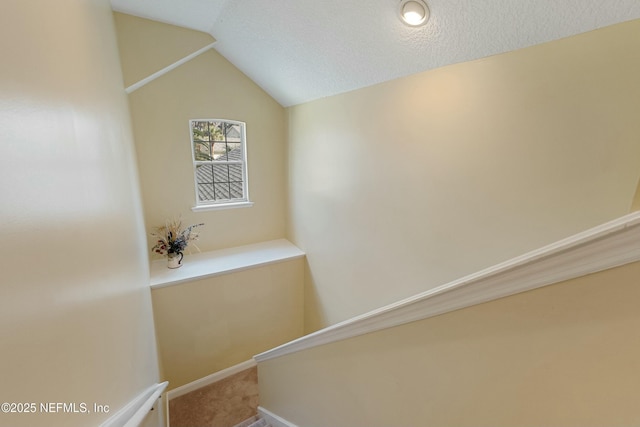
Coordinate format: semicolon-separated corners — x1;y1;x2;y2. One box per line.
189;119;252;210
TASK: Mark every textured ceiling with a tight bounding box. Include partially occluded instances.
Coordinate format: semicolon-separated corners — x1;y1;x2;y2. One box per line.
110;0;640;106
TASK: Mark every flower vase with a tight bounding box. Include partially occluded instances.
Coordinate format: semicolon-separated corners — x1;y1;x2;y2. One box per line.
167;252;184;269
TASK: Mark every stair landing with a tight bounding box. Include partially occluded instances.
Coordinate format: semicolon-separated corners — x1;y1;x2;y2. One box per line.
169;366;259;427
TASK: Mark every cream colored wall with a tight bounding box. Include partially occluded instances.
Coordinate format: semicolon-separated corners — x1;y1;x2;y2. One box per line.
632;179;640;211
0;1;159;427
114;14;287;255
113;12;215;88
151;259;304;389
287;20;640;331
259;261;640;427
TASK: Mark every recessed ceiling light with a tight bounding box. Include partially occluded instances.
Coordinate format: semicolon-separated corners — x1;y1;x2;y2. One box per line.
399;0;430;27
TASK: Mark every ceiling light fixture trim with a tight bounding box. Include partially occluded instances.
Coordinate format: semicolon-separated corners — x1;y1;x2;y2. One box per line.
398;0;430;27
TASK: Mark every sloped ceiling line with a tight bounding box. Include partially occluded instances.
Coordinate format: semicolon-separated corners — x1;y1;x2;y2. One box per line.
111;0;640;106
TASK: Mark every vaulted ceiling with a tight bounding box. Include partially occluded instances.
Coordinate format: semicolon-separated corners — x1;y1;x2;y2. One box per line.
110;0;640;106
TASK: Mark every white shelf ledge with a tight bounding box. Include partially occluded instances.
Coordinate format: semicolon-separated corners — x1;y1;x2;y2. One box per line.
150;239;304;289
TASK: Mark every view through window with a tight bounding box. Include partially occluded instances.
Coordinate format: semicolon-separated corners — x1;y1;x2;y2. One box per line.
190;119;249;206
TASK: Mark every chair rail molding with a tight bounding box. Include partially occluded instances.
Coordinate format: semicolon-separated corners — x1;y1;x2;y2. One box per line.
255;211;640;362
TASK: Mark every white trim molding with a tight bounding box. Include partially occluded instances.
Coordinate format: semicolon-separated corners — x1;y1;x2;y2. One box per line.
192;201;254;212
258;406;300;427
100;381;168;427
125;42;217;94
255;211;640;362
167;359;257;401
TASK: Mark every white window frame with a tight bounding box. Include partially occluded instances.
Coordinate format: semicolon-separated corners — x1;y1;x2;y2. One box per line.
189;119;253;212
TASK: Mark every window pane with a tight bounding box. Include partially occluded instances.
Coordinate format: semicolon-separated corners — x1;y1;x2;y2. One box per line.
191;121;209;141
214;183;230;200
228;164;243;182
209;121;225;141
197;183;216;201
196;164;213;184
226;144;242;161
212;142;228;161
212;164;229;183
230;182;243;198
226;124;242;142
193;141;212;161
196;164;243;201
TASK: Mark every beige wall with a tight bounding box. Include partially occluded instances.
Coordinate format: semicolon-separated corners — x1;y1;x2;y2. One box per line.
0;1;159;426
114;14;287;255
259;261;640;427
151;259;304;389
114;12;215;88
632;179;640;211
287;20;640;331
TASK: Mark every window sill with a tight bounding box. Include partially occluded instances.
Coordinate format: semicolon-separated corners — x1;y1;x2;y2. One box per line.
191;201;254;212
149;239;305;289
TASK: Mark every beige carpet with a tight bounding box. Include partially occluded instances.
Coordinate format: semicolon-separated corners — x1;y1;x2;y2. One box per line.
169;367;259;427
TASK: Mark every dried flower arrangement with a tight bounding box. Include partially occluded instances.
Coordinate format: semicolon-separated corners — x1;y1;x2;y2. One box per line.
151;218;204;257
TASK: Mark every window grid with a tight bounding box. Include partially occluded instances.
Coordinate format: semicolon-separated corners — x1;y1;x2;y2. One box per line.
190;119;249;206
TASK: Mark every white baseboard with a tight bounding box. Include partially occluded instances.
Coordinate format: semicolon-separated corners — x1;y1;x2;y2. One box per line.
258;406;299;427
167;359;257;400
